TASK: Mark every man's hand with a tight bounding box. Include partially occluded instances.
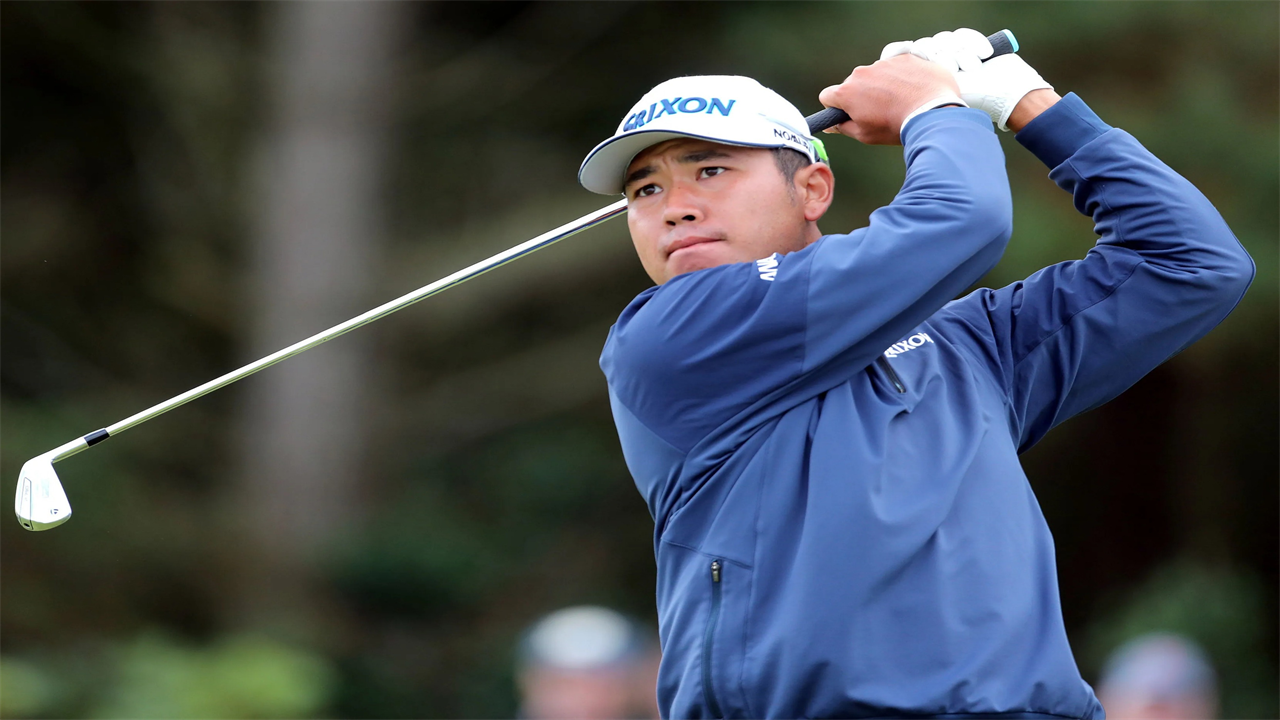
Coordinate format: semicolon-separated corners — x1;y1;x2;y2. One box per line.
882;28;1058;132
818;54;962;145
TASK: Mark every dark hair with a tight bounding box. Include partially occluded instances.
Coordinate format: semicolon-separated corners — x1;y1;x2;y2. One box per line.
772;147;813;197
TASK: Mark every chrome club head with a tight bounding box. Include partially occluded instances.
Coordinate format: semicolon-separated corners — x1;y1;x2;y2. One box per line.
15;455;72;531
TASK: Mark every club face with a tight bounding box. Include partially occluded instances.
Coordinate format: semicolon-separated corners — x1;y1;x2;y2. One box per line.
15;457;72;531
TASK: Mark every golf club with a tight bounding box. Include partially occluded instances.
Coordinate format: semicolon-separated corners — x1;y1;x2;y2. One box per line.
15;199;627;530
15;30;1016;531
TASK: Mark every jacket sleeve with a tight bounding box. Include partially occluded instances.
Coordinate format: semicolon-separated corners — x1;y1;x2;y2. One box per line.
604;108;1013;452
939;93;1255;453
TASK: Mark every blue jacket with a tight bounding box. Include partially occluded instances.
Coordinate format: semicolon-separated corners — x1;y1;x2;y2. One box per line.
599;95;1254;719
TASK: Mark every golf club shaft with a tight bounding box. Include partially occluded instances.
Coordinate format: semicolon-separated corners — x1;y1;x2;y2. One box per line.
48;198;628;462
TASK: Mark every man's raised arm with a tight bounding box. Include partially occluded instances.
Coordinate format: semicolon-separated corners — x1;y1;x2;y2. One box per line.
906;31;1256;450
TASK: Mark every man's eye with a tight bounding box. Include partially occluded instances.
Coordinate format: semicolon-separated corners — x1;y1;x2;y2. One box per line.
634;184;660;198
699;167;726;179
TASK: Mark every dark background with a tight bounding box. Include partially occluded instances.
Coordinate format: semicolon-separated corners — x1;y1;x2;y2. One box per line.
2;2;1276;717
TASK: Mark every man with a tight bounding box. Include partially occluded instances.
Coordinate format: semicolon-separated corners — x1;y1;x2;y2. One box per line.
577;29;1253;719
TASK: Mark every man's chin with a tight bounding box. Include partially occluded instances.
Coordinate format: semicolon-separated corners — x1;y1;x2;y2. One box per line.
665;243;732;280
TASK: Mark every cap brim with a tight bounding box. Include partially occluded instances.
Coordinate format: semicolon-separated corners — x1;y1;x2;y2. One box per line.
578;129;788;196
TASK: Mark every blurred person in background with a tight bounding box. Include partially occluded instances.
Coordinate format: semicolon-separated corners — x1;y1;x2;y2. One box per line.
517;606;661;719
1097;633;1219;720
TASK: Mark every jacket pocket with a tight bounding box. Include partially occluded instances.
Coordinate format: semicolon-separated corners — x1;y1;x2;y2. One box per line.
702;558;725;718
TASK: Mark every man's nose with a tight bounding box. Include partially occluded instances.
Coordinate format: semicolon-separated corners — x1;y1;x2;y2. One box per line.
662;181;703;226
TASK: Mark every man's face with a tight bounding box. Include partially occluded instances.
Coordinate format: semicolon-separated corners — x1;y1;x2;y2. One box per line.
623;139;828;284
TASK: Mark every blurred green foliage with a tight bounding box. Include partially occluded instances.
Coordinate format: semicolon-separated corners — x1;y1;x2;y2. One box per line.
0;656;61;718
1;633;333;719
2;2;1276;718
95;633;334;719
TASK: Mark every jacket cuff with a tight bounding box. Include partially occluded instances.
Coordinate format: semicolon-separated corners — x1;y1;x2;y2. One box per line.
902;106;994;145
1015;92;1113;169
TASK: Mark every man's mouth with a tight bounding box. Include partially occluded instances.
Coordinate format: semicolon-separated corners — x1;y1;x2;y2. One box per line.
665;235;724;257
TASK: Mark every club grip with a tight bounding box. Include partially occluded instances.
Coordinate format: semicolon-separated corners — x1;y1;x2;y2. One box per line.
805;29;1018;134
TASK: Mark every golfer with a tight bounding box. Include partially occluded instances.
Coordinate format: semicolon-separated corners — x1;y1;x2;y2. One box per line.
578;29;1253;719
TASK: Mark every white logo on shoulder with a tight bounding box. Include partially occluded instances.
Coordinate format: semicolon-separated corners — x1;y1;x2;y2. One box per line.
884;332;933;359
755;253;779;281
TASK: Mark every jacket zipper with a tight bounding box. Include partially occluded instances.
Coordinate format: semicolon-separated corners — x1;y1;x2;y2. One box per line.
702;559;724;718
875;356;906;393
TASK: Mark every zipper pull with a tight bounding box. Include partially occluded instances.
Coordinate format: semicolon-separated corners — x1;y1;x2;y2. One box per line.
876;356;907;394
711;559;721;583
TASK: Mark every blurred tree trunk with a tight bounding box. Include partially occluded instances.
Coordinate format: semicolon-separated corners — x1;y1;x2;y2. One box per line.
228;1;405;631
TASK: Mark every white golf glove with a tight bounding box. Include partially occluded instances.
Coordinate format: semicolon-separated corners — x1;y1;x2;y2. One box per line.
882;28;1053;131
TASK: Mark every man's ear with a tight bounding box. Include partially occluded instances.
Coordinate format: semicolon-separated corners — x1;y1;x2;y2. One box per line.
795;162;835;222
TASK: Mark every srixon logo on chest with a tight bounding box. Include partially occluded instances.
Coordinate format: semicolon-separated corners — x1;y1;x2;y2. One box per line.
883;332;934;358
623;97;737;131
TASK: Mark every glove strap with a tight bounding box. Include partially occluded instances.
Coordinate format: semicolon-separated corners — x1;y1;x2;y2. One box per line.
900;94;969;136
996;82;1053;131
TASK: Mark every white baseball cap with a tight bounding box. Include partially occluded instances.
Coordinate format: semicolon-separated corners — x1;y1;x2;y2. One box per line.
578;75;825;195
518;606;647;670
